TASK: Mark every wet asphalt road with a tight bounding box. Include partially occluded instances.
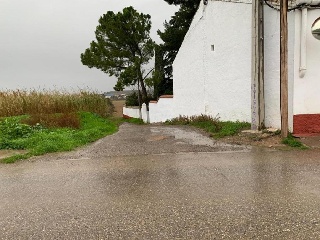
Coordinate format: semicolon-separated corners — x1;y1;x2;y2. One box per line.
1;124;320;239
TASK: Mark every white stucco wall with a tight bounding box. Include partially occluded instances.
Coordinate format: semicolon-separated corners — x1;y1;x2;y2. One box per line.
173;0;252;122
123;106;140;119
123;104;148;122
293;9;320;115
172;2;206;116
172;0;319;130
123;1;320;130
149;97;176;123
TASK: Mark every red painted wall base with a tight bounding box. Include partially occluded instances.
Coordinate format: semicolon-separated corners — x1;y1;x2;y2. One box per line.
293;114;320;136
123;114;132;119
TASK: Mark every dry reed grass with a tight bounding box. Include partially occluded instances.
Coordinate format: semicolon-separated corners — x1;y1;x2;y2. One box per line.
0;89;114;128
22;113;81;129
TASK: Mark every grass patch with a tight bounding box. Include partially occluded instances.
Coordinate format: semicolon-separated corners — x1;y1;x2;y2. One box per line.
216;121;251;138
109;116;145;126
2;154;30;164
122;117;144;125
282;134;308;149
165;115;250;138
0;112;118;163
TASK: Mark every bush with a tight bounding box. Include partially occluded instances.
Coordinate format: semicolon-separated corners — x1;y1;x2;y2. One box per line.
125;92;139;106
0;117;32;139
125;91;154;107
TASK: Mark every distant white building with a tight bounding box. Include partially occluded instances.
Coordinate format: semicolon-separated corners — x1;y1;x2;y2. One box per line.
124;0;320;135
104;90;135;100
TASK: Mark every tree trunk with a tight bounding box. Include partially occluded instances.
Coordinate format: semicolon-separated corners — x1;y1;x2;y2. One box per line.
140;79;149;111
138;70;149;111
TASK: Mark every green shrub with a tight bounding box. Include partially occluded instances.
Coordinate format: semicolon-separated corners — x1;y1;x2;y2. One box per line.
0;117;32;139
125;91;153;107
125;92;139;106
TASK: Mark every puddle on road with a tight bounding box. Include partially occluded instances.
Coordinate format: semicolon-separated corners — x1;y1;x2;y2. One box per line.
150;126;235;148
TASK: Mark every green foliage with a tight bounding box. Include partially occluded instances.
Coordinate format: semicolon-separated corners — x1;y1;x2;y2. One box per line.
166;115;250;138
282;134;308;149
154;0;200;97
0;112;118;163
0;117;44;150
125;92;139;106
216;121;251;138
124;118;144;125
2;154;30;164
0;117;32;139
81;7;155;103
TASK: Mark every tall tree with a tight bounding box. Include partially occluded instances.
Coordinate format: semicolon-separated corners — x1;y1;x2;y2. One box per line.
81;7;155;105
155;0;200;97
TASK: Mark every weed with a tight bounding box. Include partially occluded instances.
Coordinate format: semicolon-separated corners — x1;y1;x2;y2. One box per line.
166;114;222;133
166;115;250;138
282;134;308;149
0;117;32;139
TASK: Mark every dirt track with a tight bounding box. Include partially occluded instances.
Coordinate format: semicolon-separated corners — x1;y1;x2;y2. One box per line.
112;100;125;117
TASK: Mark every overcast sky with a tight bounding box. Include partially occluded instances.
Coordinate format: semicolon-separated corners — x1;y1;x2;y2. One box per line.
0;0;177;92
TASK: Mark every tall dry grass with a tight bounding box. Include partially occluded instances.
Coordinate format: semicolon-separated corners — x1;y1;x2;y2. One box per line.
0;89;114;118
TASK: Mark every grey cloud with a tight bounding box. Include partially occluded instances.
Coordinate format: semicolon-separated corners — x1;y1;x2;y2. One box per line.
0;0;177;92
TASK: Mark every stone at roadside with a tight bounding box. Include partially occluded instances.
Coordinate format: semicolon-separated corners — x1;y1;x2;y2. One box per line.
265;128;280;133
242;130;262;134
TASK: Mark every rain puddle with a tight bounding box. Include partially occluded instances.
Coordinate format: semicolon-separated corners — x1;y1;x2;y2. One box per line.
150;126;235;148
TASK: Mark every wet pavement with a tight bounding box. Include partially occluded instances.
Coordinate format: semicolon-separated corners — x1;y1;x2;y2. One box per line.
1;123;320;239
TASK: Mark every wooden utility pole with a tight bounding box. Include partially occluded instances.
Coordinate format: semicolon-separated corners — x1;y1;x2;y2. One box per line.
280;0;288;138
251;0;265;130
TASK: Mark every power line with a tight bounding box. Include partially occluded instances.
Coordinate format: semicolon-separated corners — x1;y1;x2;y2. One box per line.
264;0;320;11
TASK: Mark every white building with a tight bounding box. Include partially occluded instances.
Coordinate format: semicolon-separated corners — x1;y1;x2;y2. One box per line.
124;0;320;135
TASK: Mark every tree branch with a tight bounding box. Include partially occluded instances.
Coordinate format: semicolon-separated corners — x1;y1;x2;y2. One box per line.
143;68;154;80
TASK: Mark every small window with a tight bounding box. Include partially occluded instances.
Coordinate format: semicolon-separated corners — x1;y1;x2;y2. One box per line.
211;45;214;51
312;17;320;40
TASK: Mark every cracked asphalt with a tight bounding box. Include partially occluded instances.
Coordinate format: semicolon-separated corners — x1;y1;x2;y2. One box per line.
1;123;320;239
